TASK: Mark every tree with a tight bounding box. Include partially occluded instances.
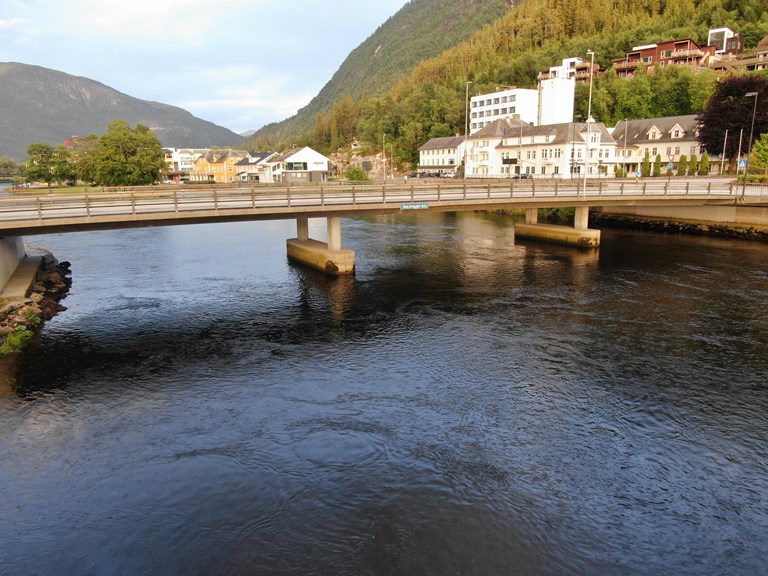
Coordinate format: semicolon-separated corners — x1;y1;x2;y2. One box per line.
677;154;688;176
698;151;710;176
25;143;56;187
653;154;662;177
689;154;699;176
642;150;651;177
751;133;768;178
697;75;768;170
0;156;21;177
87;121;166;186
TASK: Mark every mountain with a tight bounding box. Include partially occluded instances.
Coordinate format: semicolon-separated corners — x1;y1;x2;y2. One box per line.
0;62;244;162
244;0;514;148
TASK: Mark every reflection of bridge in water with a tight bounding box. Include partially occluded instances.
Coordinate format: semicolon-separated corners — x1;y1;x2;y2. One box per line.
1;178;766;286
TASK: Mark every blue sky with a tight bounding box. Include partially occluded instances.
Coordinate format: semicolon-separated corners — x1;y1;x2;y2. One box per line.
1;0;409;134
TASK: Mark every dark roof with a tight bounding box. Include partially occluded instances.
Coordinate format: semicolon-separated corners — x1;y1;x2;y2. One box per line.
612;115;697;148
473;118;616;147
419;136;465;151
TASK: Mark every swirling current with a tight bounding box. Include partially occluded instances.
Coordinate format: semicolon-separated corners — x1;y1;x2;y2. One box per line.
0;212;766;575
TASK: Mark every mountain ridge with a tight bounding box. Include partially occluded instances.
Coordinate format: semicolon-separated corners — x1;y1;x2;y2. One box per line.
0;62;244;162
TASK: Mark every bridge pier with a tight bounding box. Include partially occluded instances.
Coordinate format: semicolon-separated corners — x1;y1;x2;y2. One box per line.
515;206;601;248
286;217;355;275
0;236;27;292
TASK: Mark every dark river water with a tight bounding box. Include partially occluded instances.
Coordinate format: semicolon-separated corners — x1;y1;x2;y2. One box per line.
1;212;766;576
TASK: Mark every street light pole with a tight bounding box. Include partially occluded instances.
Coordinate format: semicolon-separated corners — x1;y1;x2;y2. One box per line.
582;49;595;195
742;91;759;198
464;80;472;180
623;118;628;177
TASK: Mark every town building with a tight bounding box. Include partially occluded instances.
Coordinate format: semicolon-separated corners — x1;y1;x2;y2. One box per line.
236;152;278;182
469;87;539;133
712;34;768;74
164;148;206;180
417;136;465;176
267;147;330;183
609;115;709;175
464;116;617;179
707;27;744;55
190;149;249;183
611;39;717;78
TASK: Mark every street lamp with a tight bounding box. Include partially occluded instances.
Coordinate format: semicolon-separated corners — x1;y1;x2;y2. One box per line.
623;118;628;177
464;80;472;180
742;91;759;198
582;49;595;195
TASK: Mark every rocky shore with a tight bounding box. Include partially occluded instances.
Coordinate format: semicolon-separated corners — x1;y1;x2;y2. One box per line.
0;253;71;355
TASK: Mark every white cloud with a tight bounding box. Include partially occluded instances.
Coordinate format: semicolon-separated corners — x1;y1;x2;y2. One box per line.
0;17;24;28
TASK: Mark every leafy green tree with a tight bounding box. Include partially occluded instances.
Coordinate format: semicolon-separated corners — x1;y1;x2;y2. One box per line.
653;154;662;177
698;151;710;176
0;156;21;176
87;121;166;186
25;143;56;187
642;150;651;177
689;154;699;175
51;145;76;184
677;154;688;176
751;133;768;177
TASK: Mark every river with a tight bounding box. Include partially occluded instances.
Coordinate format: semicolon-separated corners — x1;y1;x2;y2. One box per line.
1;212;766;575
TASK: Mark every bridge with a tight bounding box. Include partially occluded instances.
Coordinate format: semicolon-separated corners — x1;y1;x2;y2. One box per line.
1;178;766;285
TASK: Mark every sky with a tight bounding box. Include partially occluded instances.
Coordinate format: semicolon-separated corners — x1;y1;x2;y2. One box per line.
1;0;409;135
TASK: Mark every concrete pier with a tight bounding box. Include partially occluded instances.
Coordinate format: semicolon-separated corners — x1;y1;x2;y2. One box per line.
515;207;601;247
0;237;26;291
286;217;355;275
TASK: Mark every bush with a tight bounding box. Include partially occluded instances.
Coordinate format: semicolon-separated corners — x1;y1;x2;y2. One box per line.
345;166;370;181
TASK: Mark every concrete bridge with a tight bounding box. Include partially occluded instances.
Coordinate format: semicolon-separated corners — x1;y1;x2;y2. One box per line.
1;178;766;289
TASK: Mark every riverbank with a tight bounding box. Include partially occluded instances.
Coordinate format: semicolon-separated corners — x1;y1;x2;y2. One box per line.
0;248;71;355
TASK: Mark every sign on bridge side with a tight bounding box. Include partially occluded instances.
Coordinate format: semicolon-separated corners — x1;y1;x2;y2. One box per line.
401;203;429;210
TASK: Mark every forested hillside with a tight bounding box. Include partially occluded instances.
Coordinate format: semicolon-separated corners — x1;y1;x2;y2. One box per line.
244;0;513;148
255;0;768;165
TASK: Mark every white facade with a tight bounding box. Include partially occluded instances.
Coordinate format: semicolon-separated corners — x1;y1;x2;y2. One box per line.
538;76;576;125
164;148;205;176
708;27;737;54
269;146;330;183
470;88;539;133
465;118;617;180
418;136;465;175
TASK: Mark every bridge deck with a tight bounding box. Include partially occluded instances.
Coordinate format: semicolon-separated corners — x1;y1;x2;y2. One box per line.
1;179;764;236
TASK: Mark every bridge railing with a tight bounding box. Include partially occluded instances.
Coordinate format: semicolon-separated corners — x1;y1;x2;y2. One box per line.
0;179;764;226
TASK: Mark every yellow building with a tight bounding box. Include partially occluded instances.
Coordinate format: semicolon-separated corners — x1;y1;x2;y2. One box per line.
190;149;248;183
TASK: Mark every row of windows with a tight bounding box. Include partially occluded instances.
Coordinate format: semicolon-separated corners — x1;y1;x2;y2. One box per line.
472;107;516;119
471;95;516;108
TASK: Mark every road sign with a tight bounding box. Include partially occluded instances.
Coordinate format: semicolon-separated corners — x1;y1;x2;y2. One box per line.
739;159;747;168
667;162;674;170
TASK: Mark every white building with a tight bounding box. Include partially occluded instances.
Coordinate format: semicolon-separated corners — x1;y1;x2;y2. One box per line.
609;115;709;175
268;147;330;183
163;148;205;178
469;87;539;133
417;136;466;175
465;117;617;179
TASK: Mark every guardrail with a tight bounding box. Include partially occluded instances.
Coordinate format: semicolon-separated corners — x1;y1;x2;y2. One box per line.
0;179;764;227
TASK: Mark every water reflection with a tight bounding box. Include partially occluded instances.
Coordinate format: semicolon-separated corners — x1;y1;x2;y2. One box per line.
1;213;767;575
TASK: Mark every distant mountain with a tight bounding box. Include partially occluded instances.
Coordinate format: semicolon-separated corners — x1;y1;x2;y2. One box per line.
244;0;513;148
0;62;244;162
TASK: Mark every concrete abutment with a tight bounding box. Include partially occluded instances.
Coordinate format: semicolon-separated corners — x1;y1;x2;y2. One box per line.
515;207;601;247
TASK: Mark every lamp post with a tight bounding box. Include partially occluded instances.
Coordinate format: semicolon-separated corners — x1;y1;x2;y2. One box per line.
464;80;472;180
742;91;759;198
582;49;595;195
623;118;628;177
382;134;386;181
